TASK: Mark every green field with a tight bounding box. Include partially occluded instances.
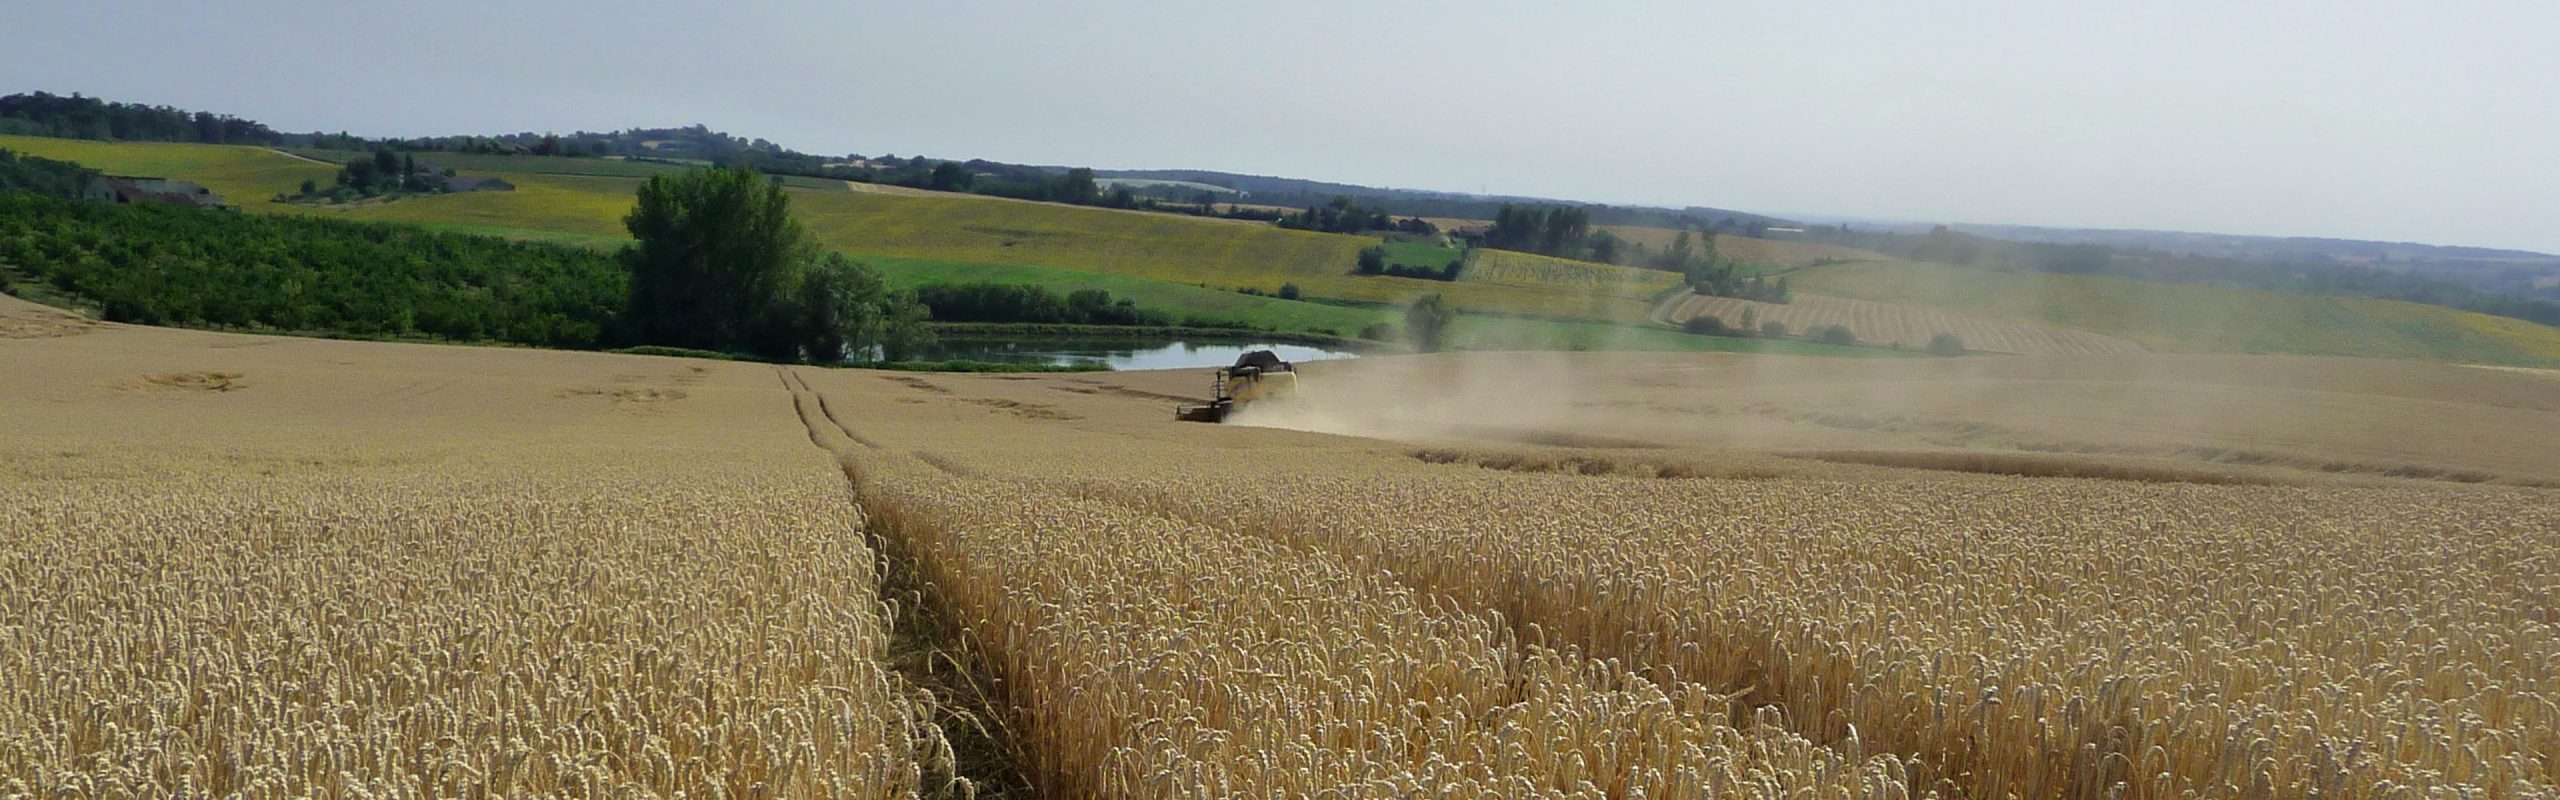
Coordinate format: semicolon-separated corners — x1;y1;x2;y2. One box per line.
0;135;335;213
1379;241;1463;270
866;257;1387;337
784;190;1647;319
1463;249;1681;303
1791;260;2560;365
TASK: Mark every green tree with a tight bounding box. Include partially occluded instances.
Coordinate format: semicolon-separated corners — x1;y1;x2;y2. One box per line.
1589;231;1623;264
1681;315;1731;336
927;161;973;192
792;252;888;362
1403;292;1454;353
1052;167;1098;205
1661;230;1694;269
621;166;813;357
878;292;936;361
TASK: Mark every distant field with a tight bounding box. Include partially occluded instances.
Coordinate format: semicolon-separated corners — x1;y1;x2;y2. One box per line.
1416;216;1488;233
783;190;1655;320
1377;241;1462;270
1462;249;1681;302
305;173;638;238
1660;291;2147;355
0;134;334;212
1094;177;1238;195
1792;260;2560;365
1599;225;1898;267
865;257;1386;337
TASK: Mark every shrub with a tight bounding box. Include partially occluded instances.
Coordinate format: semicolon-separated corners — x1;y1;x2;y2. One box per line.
1403;293;1452;352
1681;316;1733;337
1761;320;1789;338
1356;246;1386;274
1813;324;1857;346
1928;332;1966;357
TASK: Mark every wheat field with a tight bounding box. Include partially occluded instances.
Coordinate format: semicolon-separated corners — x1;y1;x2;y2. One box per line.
0;296;947;797
8;293;2560;797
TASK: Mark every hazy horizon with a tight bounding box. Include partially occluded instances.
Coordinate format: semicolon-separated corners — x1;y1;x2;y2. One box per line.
6;1;2554;253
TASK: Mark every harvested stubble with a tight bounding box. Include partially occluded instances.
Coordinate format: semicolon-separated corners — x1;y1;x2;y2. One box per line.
0;449;938;798
844;448;1923;798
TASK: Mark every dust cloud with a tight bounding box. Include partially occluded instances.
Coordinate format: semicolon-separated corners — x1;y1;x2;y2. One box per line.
1221;326;2560;486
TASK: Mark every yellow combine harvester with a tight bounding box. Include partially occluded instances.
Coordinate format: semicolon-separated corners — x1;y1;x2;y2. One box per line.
1174;350;1299;423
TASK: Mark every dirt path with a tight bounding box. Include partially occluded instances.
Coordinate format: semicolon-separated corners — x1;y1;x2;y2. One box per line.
267;148;332;165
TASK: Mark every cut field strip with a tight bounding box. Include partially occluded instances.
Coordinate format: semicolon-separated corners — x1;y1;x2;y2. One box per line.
780;371;1033;798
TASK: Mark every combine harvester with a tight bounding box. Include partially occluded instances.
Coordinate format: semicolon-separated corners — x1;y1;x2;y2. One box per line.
1174;350;1299;423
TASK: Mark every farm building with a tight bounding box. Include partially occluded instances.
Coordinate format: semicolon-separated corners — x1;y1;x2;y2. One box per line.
83;176;225;208
440;176;515;193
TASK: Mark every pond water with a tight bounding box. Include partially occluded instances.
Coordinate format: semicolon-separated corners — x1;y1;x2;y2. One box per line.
907;336;1361;371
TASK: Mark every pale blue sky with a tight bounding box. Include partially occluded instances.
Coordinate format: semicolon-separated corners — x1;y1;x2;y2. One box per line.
6;1;2555;251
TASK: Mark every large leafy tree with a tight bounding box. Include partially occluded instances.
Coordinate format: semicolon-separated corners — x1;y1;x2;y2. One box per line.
621;167;813;357
793;252;888;361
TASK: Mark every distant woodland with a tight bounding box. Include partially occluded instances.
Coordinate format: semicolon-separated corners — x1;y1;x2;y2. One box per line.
0;92;282;145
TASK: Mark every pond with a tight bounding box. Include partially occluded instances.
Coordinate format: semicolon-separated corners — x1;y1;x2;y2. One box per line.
904;336;1362;371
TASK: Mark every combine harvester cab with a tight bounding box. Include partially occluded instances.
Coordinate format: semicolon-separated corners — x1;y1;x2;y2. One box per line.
1175;349;1298;423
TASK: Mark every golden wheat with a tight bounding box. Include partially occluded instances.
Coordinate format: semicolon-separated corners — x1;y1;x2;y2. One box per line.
1020;451;2560;799
845;448;1924;798
0;310;940;798
0;451;937;798
14;289;2560;799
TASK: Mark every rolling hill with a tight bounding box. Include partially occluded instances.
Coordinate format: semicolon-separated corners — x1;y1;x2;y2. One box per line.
1;136;1670;324
16;133;2560;366
1789;260;2560;365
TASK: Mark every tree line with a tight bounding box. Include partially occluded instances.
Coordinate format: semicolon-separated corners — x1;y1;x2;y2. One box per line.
910;283;1170;326
0;92;283;145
